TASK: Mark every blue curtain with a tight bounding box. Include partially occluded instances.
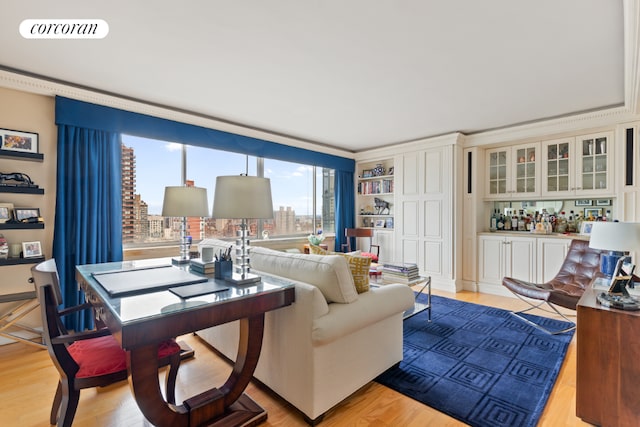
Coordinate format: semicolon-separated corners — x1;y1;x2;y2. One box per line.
53;125;123;331
334;170;355;252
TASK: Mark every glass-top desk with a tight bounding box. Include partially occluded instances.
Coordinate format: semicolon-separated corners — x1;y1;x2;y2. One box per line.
76;258;295;427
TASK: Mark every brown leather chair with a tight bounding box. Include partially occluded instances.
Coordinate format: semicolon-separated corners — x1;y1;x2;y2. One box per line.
502;239;605;334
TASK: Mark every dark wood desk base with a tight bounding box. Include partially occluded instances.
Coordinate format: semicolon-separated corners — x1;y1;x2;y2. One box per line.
129;315;266;427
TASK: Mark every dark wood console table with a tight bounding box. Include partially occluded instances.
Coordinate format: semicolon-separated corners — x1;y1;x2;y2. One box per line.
576;281;640;427
76;259;295;427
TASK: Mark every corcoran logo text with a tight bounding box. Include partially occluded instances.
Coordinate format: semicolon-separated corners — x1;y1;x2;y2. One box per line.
20;19;109;39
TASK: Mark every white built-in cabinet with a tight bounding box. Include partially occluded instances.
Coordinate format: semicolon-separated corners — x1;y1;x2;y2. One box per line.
485;143;540;199
394;144;455;288
478;234;536;286
478;234;574;292
536;237;571;283
541;132;614;197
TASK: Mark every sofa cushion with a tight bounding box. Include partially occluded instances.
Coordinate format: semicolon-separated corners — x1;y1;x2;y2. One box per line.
309;245;371;293
250;246;358;303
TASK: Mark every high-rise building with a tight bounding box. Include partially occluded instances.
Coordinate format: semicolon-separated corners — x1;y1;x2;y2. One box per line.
274;206;296;235
133;194;149;240
121;144;136;243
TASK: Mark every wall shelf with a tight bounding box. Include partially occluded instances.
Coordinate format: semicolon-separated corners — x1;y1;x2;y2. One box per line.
0;151;44;162
0;186;44;194
0;256;45;266
0;222;44;230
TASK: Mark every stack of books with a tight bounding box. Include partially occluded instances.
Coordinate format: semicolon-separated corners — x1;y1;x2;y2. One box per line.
381;262;421;284
189;258;215;275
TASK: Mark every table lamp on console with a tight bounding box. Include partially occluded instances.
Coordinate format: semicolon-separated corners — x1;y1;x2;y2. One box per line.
212;175;273;285
161;185;210;264
589;221;640;278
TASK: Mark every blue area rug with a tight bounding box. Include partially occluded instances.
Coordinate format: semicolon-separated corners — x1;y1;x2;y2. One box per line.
375;294;574;427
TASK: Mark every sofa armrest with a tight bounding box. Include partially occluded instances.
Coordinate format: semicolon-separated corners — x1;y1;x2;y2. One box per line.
312;283;415;345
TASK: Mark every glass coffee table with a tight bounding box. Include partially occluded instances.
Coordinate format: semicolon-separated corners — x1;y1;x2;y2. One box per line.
402;276;431;321
370;275;431;321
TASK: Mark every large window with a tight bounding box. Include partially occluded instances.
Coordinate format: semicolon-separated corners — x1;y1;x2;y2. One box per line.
121;135;334;246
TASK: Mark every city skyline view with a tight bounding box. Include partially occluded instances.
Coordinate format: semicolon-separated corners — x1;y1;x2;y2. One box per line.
122;134;323;217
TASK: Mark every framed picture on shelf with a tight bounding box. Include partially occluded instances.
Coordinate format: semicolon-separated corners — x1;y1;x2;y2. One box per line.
575;199;592;206
595;199;611;206
0;202;14;224
374;219;386;228
385;217;394;228
362;169;374;178
580;221;595;235
14;207;40;221
22;241;42;258
0;128;39;154
388;166;394;175
584;208;603;220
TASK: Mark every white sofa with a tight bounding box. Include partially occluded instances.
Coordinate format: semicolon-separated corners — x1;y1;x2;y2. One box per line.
196;239;415;424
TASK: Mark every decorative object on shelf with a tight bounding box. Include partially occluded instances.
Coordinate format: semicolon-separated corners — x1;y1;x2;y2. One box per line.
308;230;325;246
374;219;386;228
372;164;386;176
595;199;611;206
362;169;374;178
0;203;13;223
575;199;592;206
162;185;210;265
584;208;603;220
579;221;594;235
0;172;38;188
385;217;394;228
8;243;21;258
374;197;390;215
0;128;39;154
388;166;394;175
13;207;41;222
0;234;7;259
212;175;274;285
22;240;42;258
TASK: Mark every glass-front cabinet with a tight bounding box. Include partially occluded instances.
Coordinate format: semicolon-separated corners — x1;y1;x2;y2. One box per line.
486;143;540;199
542;132;613;197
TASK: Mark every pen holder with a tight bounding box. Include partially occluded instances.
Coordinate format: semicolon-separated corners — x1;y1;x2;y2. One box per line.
215;260;232;280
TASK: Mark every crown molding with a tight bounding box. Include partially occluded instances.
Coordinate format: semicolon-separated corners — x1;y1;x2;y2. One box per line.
0;69;355;160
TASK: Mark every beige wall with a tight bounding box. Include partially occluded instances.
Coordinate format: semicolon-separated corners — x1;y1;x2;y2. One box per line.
0;87;56;340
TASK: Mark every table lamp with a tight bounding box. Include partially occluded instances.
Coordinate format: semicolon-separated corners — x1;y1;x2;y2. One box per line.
589;221;640;278
212;175;273;284
162;186;210;264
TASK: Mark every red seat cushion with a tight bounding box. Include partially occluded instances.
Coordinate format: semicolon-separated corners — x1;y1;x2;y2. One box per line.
361;252;379;263
68;335;127;378
69;336;181;378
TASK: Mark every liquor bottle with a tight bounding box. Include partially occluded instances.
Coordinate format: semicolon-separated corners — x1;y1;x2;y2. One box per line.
567;210;576;232
556;211;567;233
504;210;512;230
490;209;497;231
497;212;505;231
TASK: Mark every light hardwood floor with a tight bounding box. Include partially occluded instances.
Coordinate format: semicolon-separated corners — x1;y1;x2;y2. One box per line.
0;289;591;427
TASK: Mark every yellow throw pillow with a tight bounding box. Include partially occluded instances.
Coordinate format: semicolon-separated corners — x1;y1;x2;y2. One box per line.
308;245;371;293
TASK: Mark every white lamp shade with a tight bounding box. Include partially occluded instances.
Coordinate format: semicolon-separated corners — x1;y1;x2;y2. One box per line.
589;222;640;252
161;186;210;217
212;175;273;219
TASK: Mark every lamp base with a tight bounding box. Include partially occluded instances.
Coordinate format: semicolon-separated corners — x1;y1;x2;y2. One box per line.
225;272;262;285
600;253;623;277
171;256;191;265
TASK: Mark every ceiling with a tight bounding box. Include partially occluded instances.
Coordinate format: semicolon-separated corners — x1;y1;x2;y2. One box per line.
0;1;628;152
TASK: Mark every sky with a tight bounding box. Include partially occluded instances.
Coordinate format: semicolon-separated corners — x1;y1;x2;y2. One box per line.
122;134;322;216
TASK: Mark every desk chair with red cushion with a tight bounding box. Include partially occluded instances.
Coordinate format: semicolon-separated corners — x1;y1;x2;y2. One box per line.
341;228;380;262
32;259;182;427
